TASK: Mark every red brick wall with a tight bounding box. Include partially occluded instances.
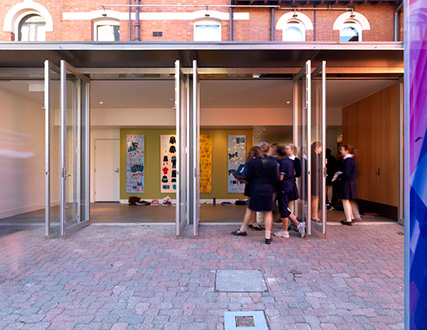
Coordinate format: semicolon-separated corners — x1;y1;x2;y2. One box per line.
0;0;402;42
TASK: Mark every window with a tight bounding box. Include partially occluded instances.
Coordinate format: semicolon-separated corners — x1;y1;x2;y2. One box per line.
194;19;221;41
333;12;370;42
340;26;359;42
18;14;46;41
276;12;313;42
283;24;304;42
94;19;120;41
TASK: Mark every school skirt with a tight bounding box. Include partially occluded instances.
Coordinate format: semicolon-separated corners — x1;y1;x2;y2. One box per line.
339;181;356;200
288;181;299;201
249;196;273;212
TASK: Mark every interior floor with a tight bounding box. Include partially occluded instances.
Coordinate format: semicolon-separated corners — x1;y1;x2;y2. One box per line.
0;202;396;225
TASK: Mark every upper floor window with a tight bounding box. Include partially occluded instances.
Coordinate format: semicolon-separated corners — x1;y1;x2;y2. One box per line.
94;19;120;41
4;1;53;42
194;19;221;41
334;12;370;42
18;14;46;41
276;12;313;42
340;25;360;42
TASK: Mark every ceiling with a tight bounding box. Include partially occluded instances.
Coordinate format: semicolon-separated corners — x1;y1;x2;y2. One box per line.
0;78;397;110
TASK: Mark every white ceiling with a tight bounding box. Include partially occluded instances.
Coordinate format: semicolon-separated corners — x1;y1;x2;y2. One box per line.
0;78;396;110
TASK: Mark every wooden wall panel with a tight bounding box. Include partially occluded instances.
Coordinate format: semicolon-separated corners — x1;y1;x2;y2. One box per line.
342;83;399;207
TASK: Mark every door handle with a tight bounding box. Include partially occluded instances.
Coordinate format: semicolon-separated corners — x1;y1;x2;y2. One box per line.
114;168;119;173
375;168;381;175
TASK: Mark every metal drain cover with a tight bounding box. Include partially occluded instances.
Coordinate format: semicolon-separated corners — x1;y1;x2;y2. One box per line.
224;311;268;330
215;270;268;292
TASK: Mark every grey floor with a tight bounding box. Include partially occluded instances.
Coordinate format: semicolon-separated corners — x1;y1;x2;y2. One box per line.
0;202;395;224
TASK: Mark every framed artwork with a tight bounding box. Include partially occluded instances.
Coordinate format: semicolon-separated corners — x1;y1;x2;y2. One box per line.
227;135;246;193
160;135;177;193
200;135;212;193
126;135;144;193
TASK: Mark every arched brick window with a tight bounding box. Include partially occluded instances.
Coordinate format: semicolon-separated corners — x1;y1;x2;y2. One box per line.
333;12;370;42
276;12;313;42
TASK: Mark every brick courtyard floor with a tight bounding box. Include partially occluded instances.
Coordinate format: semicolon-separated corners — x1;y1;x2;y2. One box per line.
0;223;404;330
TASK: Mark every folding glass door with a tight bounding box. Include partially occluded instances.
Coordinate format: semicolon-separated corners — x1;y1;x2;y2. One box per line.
293;60;327;236
45;60;90;237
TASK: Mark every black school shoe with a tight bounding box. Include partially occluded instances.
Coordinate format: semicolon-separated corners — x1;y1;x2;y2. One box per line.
231;230;247;236
249;224;264;231
265;238;272;244
340;220;353;226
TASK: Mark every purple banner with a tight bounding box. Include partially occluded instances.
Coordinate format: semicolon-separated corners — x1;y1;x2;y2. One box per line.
407;0;427;328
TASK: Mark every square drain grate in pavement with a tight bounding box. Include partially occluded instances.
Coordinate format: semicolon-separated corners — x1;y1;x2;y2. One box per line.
215;270;268;292
224;311;268;330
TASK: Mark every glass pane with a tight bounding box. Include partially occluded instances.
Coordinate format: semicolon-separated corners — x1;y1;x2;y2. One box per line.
97;25;120;41
284;26;304;41
340;26;359;42
194;25;221;41
47;68;61;236
311;69;325;231
19;15;46;41
80;82;89;222
295;72;309;224
65;78;79;227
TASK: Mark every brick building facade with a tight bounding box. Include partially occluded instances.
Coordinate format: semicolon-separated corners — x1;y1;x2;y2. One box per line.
0;0;403;43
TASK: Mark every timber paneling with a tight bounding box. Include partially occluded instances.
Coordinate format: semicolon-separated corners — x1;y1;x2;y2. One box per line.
342;83;399;207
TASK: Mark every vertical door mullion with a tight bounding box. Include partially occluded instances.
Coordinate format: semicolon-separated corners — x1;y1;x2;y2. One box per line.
193;60;200;237
175;60;181;236
44;61;51;237
60;60;67;237
84;82;90;222
321;61;327;235
306;60;312;236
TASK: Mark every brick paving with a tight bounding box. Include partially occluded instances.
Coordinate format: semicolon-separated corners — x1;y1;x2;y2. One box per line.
0;223;404;329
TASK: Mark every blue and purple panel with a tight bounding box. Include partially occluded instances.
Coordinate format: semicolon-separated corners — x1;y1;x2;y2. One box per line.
407;0;427;328
126;135;144;193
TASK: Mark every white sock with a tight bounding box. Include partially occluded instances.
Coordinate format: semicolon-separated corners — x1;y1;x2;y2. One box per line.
265;230;271;239
239;225;248;232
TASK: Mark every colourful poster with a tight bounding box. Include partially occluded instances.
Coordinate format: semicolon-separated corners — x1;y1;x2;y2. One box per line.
160;135;177;193
227;135;246;193
200;135;212;193
126;135;144;193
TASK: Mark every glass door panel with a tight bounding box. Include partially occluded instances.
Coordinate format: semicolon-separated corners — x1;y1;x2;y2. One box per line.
45;61;61;237
175;60;188;235
293;61;311;232
310;62;327;235
60;60;90;237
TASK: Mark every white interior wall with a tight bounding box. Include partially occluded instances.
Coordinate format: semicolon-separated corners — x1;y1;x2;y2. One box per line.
90;127;120;203
0;87;45;219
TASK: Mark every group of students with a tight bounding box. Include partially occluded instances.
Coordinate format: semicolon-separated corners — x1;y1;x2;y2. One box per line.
231;141;360;244
231;142;305;244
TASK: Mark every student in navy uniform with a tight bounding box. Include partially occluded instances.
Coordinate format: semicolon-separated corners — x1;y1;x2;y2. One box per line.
274;146;306;239
242;146;264;231
326;148;338;209
337;144;361;225
232;142;278;244
287;144;301;215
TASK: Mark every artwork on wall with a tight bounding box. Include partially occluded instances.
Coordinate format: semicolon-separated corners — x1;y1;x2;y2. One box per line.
126;135;144;193
200;135;212;193
227;135;246;193
160;135;177;193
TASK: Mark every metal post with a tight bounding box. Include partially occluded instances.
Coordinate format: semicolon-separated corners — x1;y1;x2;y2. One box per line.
271;8;275;41
229;0;234;41
128;0;131;41
135;0;140;41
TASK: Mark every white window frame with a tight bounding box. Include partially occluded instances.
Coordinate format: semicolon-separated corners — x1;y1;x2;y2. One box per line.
3;1;53;39
193;18;221;42
276;12;313;42
333;12;370;42
18;13;46;41
93;18;120;41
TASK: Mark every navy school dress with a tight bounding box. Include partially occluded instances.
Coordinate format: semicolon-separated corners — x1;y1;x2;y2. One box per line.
338;156;356;200
277;157;295;218
246;156;279;212
289;156;301;201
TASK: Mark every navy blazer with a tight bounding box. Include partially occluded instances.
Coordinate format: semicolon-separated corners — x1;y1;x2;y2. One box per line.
293;157;302;179
247;156;279;198
340;157;356;182
278;157;295;193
